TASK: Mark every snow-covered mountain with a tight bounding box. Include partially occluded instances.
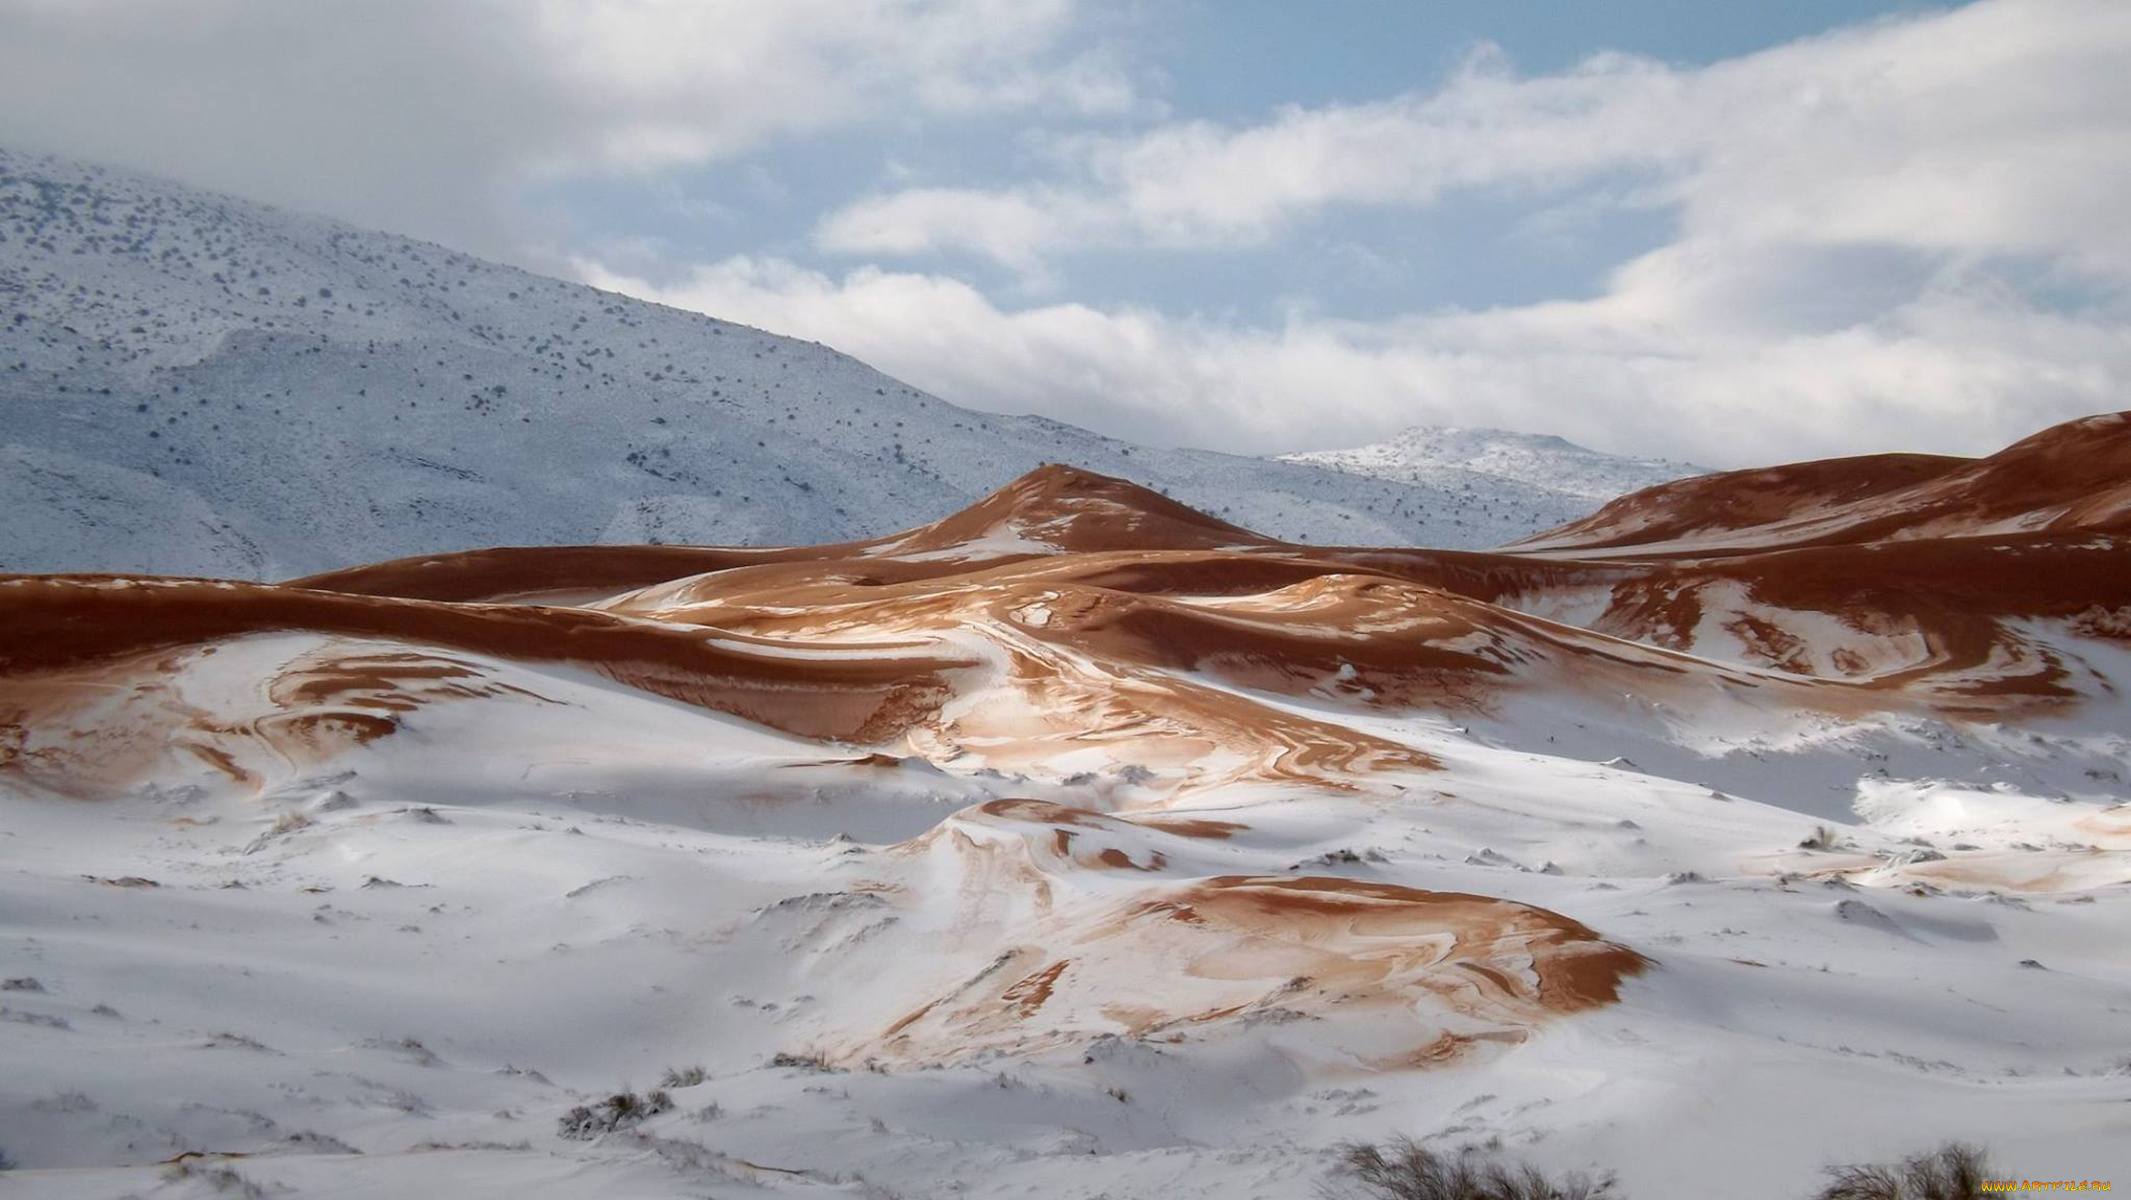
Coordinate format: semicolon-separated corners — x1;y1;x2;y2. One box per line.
0;147;1606;578
1278;424;1702;505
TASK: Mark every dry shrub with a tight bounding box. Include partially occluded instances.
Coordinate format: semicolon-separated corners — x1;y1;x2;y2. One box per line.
1814;1143;1993;1200
1325;1138;1616;1200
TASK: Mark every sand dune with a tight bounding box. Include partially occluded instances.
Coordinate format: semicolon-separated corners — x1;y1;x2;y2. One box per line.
1520;410;2131;552
8;413;2128;812
3;412;2128;1196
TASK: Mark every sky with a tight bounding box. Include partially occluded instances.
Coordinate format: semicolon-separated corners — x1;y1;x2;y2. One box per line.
2;0;2127;466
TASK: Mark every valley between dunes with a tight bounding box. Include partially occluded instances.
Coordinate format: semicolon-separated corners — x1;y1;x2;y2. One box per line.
2;413;2128;1199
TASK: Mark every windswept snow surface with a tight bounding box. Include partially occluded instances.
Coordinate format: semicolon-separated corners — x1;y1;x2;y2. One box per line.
0;146;1605;578
4;422;2130;1199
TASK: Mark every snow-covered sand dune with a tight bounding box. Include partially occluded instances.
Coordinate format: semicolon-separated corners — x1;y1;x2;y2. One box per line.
3;413;2128;1197
1516;411;2131;553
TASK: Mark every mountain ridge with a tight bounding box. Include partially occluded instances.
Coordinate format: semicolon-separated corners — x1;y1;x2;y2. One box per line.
1;146;1684;579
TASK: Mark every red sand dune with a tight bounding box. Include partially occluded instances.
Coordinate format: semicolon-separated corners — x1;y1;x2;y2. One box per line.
3;409;2127;1070
7;412;2131;802
0;575;971;796
849;828;1652;1066
1520;410;2131;552
0;576;967;742
284;465;1267;604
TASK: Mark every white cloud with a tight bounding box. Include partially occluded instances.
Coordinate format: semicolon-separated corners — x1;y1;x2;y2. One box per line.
815;0;2131;279
577;248;2131;468
9;0;2126;467
743;0;2131;464
0;0;1129;259
814;187;1109;276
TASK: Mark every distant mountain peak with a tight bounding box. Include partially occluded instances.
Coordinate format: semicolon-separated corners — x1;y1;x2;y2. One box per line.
1274;424;1705;505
